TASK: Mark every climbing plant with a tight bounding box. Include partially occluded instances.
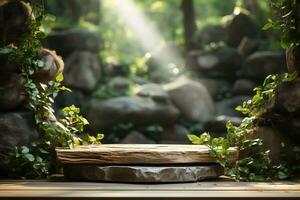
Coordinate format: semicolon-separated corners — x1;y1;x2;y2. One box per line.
0;1;103;178
188;0;300;181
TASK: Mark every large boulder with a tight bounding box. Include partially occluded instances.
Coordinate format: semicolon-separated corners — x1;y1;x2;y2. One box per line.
197;78;225;99
44;30;103;57
136;83;169;101
64;51;101;92
204;115;243;137
187;46;243;78
239;51;286;82
0;112;39;151
107;77;131;96
225;13;260;47
196;24;227;46
159;125;190;144
0;54;18;72
269;80;300;143
120;131;155;144
0;0;31;46
216;96;251;117
34;48;64;83
0;73;25;111
255;126;296;163
237;37;258;56
54;89;85;111
270;79;300;114
163;79;215;123
0;112;39;175
86;96;180;131
232;79;257;95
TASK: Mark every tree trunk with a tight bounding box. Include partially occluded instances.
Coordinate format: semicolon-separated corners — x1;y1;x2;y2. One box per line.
181;0;197;51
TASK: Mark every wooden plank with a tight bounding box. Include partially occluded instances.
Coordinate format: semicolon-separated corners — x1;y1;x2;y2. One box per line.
56;144;238;165
0;180;299;199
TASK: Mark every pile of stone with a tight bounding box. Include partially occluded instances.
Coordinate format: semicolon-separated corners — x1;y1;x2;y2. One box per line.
0;0;63;173
186;12;286;137
42;0;103;112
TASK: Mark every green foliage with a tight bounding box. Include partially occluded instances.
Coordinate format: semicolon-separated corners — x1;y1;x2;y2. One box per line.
236;73;296;116
263;0;299;48
0;1;103;178
188;73;296;181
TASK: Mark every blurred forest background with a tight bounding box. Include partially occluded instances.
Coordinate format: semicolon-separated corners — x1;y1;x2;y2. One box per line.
42;0;285;144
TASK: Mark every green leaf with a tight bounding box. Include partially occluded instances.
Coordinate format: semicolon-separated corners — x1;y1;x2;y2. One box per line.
21;146;29;154
36;32;46;39
56;72;64;82
0;48;13;54
37;60;44;68
187;134;201;144
24;153;35;162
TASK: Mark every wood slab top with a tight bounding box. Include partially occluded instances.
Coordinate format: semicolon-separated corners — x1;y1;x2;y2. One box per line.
0;180;299;199
56;144;238;165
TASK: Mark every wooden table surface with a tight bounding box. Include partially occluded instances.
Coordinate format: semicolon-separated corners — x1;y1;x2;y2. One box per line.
0;179;300;199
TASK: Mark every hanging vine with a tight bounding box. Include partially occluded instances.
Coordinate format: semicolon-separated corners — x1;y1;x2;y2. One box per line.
0;0;103;178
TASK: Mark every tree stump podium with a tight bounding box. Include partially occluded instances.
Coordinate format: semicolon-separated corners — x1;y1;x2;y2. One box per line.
56;144;238;183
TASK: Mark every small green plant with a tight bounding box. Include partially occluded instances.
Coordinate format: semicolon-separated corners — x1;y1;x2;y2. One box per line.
0;1;103;178
188;73;297;181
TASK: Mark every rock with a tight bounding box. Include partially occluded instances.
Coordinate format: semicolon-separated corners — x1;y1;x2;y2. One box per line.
44;30;103;57
86;96;180;131
159;125;190;144
216;96;251;117
107;77;131;95
120;131;155;144
267;79;300;144
0;112;39;175
204;115;243;137
34;48;64;83
0;73;25;111
255;126;296;163
197;24;227;46
44;0;96;24
271;80;300;113
240;51;286;82
187;46;243;78
286;44;300;75
54;89;85;111
163;79;215;123
197;78;223;99
64;51;101;92
270;113;300;144
131;76;149;85
0;112;39;151
0;0;31;46
237;37;258;56
232;79;257;95
63;164;223;183
225;13;260;47
0;54;18;72
136;83;169;101
104;62;130;77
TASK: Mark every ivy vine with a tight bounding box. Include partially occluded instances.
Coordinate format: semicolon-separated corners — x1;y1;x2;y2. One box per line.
188;0;300;181
188;73;299;181
0;1;103;178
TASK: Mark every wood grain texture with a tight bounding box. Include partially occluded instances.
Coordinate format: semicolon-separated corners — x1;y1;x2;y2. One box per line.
0;180;299;199
56;144;238;164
